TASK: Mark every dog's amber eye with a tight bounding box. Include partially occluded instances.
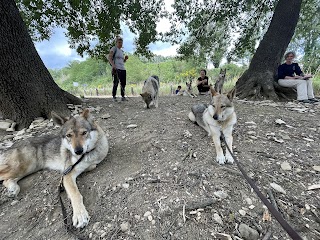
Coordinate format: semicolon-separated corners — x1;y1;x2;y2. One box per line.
82;131;87;135
66;134;72;138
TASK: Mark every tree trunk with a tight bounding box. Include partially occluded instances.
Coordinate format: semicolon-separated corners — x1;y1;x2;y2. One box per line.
0;0;81;129
236;0;302;100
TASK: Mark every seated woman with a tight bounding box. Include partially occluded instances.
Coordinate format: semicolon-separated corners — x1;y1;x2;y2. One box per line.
277;51;318;103
197;69;210;94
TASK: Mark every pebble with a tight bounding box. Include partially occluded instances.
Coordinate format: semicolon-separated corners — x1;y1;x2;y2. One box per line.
144;211;151;217
120;222;130;232
11;200;19;206
101;114;111;119
126;124;138;129
281;162;292;171
213;213;223;225
147;215;153;221
122;183;129;189
213;190;228;199
92;222;101;230
239;223;259;240
134;215;140;220
239;209;246;216
270;182;286;194
313;166;320;172
245;198;253;205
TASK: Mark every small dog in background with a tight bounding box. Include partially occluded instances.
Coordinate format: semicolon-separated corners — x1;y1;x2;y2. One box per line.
183;81;197;98
188;86;236;164
214;68;227;94
0;109;109;228
140;75;160;108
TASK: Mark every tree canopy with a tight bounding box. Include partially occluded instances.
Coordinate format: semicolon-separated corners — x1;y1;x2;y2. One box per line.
16;0;167;59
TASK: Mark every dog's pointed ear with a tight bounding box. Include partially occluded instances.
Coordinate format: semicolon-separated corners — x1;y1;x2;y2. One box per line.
210;85;218;96
186;82;188;85
81;108;91;119
227;87;236;101
140;92;146;97
51;111;68;126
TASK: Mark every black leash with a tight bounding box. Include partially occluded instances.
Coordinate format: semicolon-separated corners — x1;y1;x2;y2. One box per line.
220;133;302;240
58;153;88;240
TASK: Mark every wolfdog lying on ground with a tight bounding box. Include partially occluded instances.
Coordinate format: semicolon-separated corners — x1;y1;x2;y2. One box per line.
0;109;109;228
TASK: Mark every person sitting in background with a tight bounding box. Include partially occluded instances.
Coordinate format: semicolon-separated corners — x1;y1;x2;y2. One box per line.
277;51;318;104
197;69;210;94
175;85;182;95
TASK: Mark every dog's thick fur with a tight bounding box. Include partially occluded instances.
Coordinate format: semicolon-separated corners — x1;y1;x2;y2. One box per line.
0;109;109;228
188;87;236;164
140;75;159;108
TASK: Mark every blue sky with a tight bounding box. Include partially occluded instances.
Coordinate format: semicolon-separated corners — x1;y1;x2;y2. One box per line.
35;1;178;70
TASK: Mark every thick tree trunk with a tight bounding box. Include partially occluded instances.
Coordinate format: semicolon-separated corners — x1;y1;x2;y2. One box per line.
0;0;81;129
236;0;302;100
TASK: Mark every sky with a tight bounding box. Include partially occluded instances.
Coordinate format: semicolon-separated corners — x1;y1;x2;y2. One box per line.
35;0;178;70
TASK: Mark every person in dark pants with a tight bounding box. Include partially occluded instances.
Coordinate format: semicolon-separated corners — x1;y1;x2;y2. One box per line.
108;36;129;102
197;69;210;94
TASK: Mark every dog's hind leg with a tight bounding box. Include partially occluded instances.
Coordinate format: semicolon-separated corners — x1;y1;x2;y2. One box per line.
188;112;196;122
3;179;20;197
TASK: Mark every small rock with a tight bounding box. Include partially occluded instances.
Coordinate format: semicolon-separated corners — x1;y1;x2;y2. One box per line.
214;190;228;199
122;183;129;189
270;182;286;194
247;131;256;135
126;124;138;129
189;210;197;215
279;133;291;140
47;122;54;127
147;215;153;221
92;222;101;231
213;233;232;240
100;231;107;238
313;166;320;172
151;220;156;225
120;222;130;232
239;209;246;216
245;121;256;125
101;114;111;119
134;215;140;220
275;119;286;125
245;198;253;205
249;205;255;209
213;213;223;225
239;223;260;240
144;211;151;217
281;162;292;171
11;200;19;206
0;121;12;130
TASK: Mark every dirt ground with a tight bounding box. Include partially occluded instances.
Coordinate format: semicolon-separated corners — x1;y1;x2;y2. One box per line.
0;95;320;240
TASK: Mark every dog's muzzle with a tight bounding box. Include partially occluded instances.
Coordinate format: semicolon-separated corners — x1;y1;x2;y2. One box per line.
74;147;84;155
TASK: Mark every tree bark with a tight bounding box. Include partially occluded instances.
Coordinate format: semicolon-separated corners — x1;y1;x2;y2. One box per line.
0;0;81;129
236;0;302;100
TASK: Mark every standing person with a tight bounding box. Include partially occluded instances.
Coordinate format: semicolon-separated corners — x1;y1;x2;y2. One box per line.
109;36;129;102
277;51;318;103
197;69;210;94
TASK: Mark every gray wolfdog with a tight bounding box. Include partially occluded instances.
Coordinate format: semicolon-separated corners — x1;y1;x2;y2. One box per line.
140;75;160;108
0;109;109;228
188;87;236;164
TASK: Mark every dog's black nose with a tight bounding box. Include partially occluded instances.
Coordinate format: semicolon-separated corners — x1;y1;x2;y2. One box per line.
75;147;84;155
213;114;218;120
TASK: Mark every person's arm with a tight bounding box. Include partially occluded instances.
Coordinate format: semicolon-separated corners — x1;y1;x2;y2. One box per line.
108;48;116;69
196;78;203;86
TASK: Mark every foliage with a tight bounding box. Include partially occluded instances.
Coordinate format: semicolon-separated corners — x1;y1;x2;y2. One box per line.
16;0;167;58
51;56;247;92
288;0;320;73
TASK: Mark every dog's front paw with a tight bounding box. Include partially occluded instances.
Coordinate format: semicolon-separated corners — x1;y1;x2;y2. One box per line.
73;206;90;228
216;155;226;165
225;154;234;164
